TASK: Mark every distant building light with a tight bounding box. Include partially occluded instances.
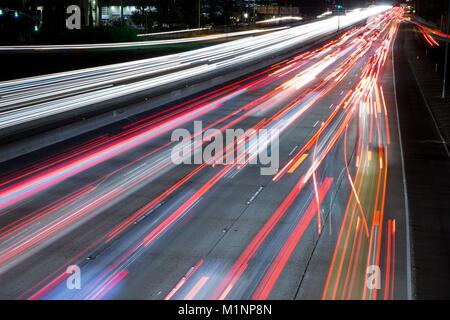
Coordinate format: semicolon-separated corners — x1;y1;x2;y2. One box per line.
244;12;249;19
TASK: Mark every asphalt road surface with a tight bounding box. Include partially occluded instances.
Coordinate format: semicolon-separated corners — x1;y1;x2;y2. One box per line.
0;8;412;300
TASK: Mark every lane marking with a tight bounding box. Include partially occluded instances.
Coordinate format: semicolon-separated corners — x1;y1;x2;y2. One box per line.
391;25;414;300
288;154;309;174
289;145;299;156
407;52;450;159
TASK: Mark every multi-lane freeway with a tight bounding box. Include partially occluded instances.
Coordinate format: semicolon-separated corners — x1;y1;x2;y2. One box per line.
0;6;412;300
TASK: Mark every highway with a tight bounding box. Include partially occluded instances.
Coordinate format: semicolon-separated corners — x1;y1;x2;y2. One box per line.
0;7;411;300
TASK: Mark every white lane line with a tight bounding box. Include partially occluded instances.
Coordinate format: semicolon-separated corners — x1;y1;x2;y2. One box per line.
313;120;320;127
247;186;264;205
186;199;202;214
391;27;414;300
